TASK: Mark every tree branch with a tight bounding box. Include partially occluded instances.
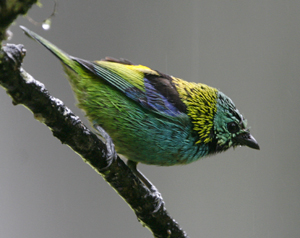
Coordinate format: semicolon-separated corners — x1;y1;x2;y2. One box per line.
0;0;38;41
0;1;189;237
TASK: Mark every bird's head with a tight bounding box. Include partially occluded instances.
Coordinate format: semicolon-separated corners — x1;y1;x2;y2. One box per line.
212;91;259;152
174;79;259;153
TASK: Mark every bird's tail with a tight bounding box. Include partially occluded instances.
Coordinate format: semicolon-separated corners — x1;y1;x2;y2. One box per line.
20;26;76;70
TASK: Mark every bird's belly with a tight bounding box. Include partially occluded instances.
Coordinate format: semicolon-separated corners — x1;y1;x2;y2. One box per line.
102;113;209;166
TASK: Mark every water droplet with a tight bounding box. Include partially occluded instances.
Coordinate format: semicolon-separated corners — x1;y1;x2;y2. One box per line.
42;19;51;30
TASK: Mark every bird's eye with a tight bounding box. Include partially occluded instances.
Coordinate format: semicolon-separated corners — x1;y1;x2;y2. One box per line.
227;122;239;133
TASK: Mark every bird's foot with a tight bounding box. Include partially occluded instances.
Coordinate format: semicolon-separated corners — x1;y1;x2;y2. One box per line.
93;124;117;170
127;160;164;213
148;185;164;213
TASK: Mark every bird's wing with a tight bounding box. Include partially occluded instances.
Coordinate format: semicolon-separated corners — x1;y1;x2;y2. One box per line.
72;57;187;117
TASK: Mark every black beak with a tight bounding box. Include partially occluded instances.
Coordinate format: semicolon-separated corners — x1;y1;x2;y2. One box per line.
235;132;260;150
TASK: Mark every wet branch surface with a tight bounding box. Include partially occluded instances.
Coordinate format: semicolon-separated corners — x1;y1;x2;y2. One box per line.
0;1;189;237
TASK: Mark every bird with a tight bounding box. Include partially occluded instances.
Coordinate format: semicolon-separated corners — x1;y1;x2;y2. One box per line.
20;26;259;188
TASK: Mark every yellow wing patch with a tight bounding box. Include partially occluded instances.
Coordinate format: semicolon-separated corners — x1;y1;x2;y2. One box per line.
95;61;158;92
126;64;159;75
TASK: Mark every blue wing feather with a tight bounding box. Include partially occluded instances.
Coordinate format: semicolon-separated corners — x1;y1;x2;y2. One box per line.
143;78;183;117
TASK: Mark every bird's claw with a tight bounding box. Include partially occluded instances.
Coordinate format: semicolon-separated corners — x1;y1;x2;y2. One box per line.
93;124;117;170
148;186;164;213
127;160;164;213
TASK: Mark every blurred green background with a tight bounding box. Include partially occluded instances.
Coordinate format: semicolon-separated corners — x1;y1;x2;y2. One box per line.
1;1;300;237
